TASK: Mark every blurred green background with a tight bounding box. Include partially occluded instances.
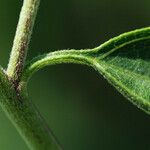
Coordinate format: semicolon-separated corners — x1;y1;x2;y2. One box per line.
0;0;150;150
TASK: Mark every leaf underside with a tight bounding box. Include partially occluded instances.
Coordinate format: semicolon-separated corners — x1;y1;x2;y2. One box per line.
92;27;150;114
24;27;150;114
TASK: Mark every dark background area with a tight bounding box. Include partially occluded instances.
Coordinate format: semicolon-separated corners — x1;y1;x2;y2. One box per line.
0;0;150;149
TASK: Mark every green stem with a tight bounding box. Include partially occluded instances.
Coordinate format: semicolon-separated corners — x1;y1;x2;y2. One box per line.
0;74;62;150
7;0;40;87
3;0;62;150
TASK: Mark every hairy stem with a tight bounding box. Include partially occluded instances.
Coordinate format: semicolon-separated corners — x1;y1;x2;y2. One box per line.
0;73;62;150
7;0;40;88
3;0;62;149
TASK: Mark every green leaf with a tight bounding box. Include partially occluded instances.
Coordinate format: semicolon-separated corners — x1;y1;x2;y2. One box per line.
23;27;150;114
91;27;150;114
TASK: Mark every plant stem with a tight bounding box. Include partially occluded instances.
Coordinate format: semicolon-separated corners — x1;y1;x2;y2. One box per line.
7;0;40;88
3;0;62;149
0;72;62;150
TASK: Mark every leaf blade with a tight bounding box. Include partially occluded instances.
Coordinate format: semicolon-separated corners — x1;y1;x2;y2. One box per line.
92;27;150;114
